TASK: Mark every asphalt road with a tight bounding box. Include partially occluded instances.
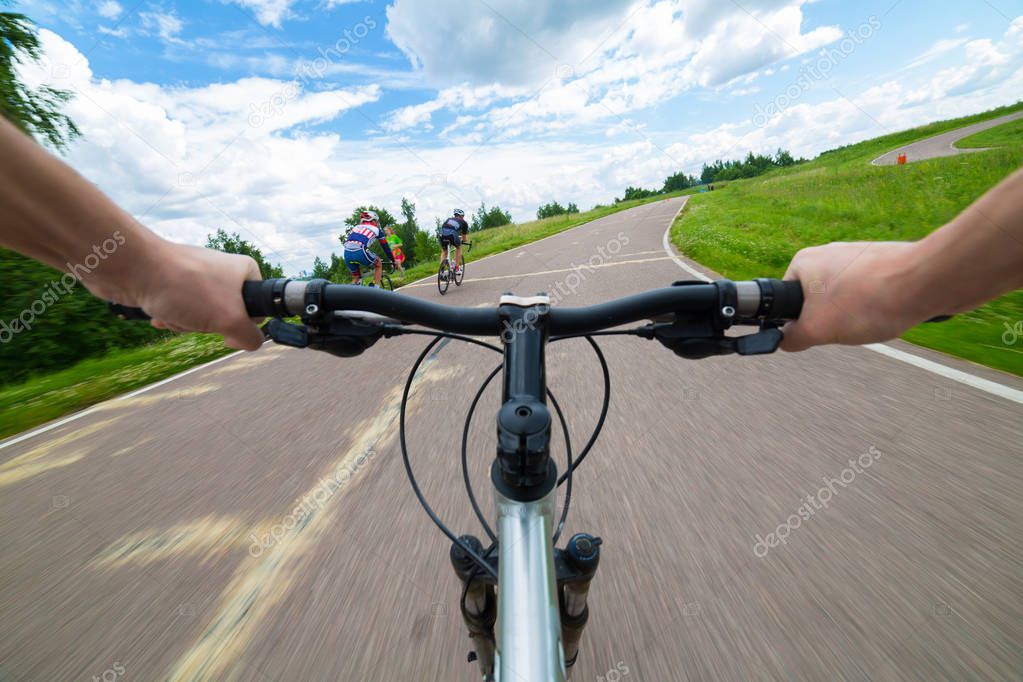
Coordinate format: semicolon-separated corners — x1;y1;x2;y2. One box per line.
871;110;1023;165
1;197;1022;681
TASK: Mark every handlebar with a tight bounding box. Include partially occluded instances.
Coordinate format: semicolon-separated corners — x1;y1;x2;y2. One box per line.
239;277;803;336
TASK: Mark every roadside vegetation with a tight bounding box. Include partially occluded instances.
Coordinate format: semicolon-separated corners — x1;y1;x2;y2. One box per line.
671;102;1023;376
0;334;232;439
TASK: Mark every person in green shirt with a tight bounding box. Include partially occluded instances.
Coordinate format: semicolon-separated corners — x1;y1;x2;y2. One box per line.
384;227;405;273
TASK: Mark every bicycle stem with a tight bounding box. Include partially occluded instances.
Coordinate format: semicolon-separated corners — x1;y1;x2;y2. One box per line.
493;296;556;503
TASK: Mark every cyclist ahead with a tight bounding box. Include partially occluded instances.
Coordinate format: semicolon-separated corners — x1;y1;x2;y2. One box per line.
439;208;470;277
344;210;394;288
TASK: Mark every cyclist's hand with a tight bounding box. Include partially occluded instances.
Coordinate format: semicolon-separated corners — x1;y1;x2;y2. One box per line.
780;241;924;352
114;241;265;351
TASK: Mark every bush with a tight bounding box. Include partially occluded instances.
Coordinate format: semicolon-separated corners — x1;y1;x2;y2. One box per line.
537;201;579;219
470;203;513;231
414;229;440;262
0;250;169;385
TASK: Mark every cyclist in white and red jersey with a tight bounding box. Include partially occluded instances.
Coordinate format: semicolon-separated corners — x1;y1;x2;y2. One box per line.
343;210;394;287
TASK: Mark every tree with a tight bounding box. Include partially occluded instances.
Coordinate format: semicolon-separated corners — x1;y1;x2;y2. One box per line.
206;228;284;279
1;1;80;150
775;148;796;167
396;196;418;266
311;256;330;279
414;229;439;263
537;200;566;220
470;202;512;231
615;186;659;203
662;171;698;193
537;200;580;219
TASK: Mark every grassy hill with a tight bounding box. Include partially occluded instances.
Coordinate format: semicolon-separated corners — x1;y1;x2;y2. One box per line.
670;102;1023;376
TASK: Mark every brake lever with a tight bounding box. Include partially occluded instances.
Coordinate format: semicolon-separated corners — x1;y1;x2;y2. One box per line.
262;318;309;348
646;318;786;358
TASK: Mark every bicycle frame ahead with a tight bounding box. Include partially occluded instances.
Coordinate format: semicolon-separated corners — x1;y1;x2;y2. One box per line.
494;486;564;680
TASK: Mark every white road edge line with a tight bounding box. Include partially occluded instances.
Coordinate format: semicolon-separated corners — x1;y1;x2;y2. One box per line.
661;200;1023;405
661;198;711;282
863;343;1023;404
0;344;261;451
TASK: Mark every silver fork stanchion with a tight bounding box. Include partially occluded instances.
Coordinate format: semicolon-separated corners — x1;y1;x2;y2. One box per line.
451;535;496;681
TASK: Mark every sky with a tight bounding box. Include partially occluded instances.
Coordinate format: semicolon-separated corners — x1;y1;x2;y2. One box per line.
13;0;1023;274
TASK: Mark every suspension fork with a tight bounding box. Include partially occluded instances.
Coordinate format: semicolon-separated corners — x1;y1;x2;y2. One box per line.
451;296;602;680
451;531;602;679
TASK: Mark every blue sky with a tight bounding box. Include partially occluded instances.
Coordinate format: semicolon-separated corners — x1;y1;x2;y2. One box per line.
14;0;1023;273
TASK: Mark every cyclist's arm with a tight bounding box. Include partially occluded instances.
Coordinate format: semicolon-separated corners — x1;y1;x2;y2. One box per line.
379;237;395;262
0;116;263;350
782;167;1023;351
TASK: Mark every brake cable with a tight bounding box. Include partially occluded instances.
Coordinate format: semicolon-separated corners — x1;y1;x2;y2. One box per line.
398;329;612;579
399;335;497;580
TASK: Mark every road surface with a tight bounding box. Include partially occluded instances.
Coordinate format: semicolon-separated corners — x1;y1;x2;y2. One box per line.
1;198;1021;681
871;110;1023;165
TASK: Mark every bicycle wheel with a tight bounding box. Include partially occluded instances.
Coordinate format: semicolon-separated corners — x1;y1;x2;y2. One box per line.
454;260;464;286
437;261;450;295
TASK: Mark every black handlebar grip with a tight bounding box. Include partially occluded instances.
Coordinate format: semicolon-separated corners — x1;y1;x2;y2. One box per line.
755;278;803;319
242;278;292;317
242;280;270;317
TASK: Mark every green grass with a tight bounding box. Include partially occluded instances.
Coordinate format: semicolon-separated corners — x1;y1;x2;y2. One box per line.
955;116;1023;149
0;334;234;440
671;104;1023;377
2;190;699;440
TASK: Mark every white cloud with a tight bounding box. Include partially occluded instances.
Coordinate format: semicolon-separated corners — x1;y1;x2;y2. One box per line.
383;0;842;141
140;11;184;43
223;0;296;28
382;83;527;132
96;1;123;20
386;0;639;87
905;37;969;70
97;25;128;38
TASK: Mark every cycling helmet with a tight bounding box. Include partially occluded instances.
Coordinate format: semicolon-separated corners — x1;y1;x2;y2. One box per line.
453;208;465;218
360;210;379;224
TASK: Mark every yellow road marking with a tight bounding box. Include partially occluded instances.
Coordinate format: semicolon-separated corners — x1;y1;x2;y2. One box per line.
0;418;120;487
93;385;220;411
203;355;277;377
163;364;457;681
92;516;250;568
402;255;673;288
109;437;154;457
